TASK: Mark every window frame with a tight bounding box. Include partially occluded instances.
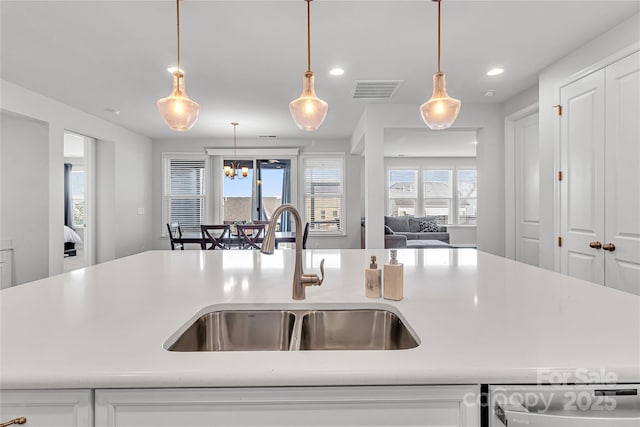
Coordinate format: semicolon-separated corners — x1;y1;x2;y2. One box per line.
162;153;208;237
70;169;85;228
302;153;347;237
386;162;477;226
387;168;419;217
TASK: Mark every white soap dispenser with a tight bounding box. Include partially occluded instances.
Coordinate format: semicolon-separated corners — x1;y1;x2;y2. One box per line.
383;249;404;301
365;255;382;298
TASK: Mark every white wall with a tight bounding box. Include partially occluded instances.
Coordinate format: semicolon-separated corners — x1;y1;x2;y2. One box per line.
0;112;50;284
151;137;361;250
538;13;640;271
0;80;153;279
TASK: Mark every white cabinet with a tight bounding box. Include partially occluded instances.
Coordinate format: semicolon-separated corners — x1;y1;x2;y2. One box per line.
96;386;479;427
559;50;640;295
0;389;93;427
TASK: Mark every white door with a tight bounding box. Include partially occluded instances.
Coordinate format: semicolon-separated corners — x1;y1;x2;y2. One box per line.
514;112;540;266
559;70;606;284
604;51;640;295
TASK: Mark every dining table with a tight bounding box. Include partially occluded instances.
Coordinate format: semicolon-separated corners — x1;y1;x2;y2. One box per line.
173;231;296;250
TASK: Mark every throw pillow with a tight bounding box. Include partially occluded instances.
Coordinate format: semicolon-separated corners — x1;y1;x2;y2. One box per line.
419;219;439;232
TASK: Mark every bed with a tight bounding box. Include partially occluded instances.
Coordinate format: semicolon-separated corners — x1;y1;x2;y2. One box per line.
64;225;82;257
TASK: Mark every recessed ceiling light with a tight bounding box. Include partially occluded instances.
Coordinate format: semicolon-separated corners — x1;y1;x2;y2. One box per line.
484;90;495;97
329;67;345;76
167;67;185;74
487;68;504;76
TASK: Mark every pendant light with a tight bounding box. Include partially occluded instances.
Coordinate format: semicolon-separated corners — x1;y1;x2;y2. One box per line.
224;122;248;180
420;0;461;130
289;0;328;132
157;0;200;131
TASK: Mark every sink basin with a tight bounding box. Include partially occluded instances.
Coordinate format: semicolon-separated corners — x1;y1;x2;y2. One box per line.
168;310;296;351
166;305;419;351
299;309;418;350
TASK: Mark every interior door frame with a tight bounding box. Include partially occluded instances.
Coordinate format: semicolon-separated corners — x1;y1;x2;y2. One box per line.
504;103;538;260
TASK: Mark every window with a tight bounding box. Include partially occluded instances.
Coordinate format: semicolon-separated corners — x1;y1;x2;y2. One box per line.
70;170;85;227
388;170;417;217
457;169;477;225
423;170;452;224
303;155;345;235
386;164;477;225
163;154;206;235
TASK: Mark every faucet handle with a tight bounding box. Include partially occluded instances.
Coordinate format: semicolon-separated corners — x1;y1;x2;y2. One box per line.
301;258;325;287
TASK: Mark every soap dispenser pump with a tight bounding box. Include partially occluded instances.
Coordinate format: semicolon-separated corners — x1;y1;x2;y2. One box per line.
365;255;382;298
383;249;404;301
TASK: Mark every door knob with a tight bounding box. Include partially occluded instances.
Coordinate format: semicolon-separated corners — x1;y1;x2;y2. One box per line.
589;241;602;249
602;243;616;251
0;417;27;427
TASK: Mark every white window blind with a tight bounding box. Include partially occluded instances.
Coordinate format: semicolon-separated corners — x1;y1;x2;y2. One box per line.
163;156;206;234
303;155;345;235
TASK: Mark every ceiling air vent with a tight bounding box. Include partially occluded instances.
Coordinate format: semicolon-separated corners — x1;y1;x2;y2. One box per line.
352;80;403;100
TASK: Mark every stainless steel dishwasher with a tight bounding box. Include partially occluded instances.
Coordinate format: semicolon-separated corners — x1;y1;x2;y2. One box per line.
489;384;640;426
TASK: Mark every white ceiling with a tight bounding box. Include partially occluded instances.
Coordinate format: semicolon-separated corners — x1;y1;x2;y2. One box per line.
1;0;639;142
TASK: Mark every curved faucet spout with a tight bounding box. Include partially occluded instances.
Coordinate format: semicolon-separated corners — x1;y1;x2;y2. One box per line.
260;205;323;300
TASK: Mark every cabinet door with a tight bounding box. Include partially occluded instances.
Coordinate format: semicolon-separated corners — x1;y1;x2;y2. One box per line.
0;389;93;427
559;70;606;284
96;386;479;427
605;51;640;296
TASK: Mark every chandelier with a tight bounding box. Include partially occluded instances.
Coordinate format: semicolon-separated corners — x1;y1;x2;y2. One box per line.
224;122;248;180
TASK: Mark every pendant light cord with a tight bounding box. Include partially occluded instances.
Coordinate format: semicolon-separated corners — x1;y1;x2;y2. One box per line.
232;122;238;164
437;0;441;73
306;0;311;72
176;0;181;72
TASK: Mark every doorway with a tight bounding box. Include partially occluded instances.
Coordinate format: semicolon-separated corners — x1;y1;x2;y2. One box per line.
222;158;293;231
63;131;96;272
505;105;540;266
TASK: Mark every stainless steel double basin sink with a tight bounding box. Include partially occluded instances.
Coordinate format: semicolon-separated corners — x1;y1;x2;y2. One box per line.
165;305;419;352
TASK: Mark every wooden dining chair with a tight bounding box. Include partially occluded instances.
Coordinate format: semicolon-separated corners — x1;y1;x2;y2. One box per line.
201;225;231;250
167;222;184;250
236;224;265;250
223;220;246;236
252;220;271;233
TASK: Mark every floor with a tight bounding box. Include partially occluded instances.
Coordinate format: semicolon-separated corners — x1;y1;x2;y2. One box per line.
64;248;85;272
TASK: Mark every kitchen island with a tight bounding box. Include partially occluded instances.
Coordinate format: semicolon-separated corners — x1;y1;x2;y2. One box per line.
1;249;639;426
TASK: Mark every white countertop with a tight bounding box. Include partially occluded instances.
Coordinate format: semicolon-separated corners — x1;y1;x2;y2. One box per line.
1;249;638;389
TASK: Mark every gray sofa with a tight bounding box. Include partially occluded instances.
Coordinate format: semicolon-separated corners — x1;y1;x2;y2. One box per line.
384;216;449;249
